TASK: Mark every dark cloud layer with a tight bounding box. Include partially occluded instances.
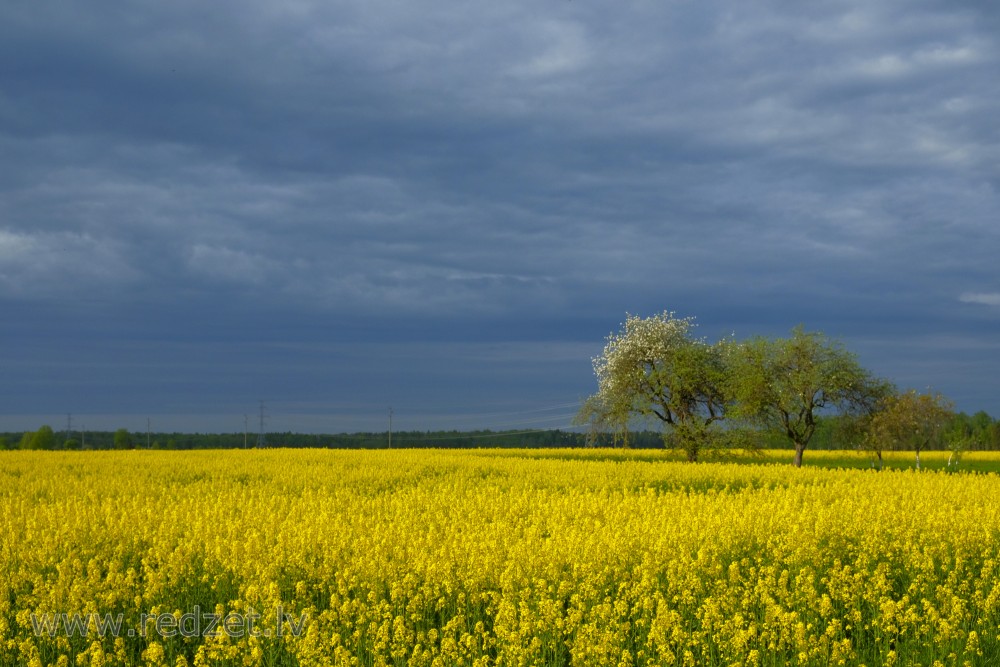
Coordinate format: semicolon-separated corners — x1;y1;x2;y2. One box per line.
2;0;998;432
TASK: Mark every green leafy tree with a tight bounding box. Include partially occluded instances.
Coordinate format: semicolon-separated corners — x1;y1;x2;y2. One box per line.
970;410;993;435
726;326;883;468
63;438;81;450
113;428;133;450
38;426;58;450
18;425;58;450
866;390;954;470
579;312;728;461
946;435;971;469
945;410;1000;451
840;376;898;469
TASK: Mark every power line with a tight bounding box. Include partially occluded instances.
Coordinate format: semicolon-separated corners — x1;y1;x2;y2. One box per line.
257;401;267;448
478;412;581;429
382;410;582;433
432;401;586;421
390;426;582;442
314;400;584;422
280;398;586;437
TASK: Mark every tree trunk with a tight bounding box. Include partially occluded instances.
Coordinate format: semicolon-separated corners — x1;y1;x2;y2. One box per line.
915;449;921;470
793;442;805;468
877;450;883;471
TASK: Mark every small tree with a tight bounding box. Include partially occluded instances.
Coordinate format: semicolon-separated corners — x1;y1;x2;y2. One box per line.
579;312;728;461
866;390;954;470
113;428;133;450
946;435;972;470
841;376;897;469
574;395;628;447
946;411;1000;450
19;425;58;450
726;326;883;468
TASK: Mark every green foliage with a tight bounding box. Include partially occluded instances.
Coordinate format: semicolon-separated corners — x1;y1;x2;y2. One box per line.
580;312;729;461
63;438;81;450
725;326;887;467
37;425;58;450
573;395;628;447
0;400;992;459
866;390;954;470
946;436;971;469
945;410;1000;450
838;377;898;467
18;425;58;450
0;429;638;450
113;428;133;450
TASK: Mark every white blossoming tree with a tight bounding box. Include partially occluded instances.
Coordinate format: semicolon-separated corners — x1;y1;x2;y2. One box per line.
578;312;728;461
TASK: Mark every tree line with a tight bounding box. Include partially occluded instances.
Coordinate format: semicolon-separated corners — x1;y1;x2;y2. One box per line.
574;311;999;467
0;428;592;451
2;412;998;458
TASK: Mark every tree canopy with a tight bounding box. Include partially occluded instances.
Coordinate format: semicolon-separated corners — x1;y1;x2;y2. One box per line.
725;326;887;467
580;312;728;461
580;315;907;466
865;390;954;469
18;425;57;450
113;428;133;450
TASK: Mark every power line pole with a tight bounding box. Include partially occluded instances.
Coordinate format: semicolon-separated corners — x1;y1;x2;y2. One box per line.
146;418;151;449
388;406;393;449
244;414;249;449
257;401;266;448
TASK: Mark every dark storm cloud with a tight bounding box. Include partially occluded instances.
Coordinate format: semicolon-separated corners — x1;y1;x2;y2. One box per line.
2;0;998;429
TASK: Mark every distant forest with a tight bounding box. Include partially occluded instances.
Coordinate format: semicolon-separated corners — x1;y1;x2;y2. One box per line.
2;410;999;451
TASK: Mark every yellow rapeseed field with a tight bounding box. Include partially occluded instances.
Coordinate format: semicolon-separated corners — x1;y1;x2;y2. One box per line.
1;449;999;666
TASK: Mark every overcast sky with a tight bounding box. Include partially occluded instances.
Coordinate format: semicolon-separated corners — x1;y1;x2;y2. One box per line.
2;0;998;434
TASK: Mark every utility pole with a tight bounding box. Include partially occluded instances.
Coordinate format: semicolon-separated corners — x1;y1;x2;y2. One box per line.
244;414;249;449
257;401;266;448
146;418;151;449
388;406;393;449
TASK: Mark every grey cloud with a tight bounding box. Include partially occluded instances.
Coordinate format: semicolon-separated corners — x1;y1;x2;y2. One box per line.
0;227;138;298
1;0;998;424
